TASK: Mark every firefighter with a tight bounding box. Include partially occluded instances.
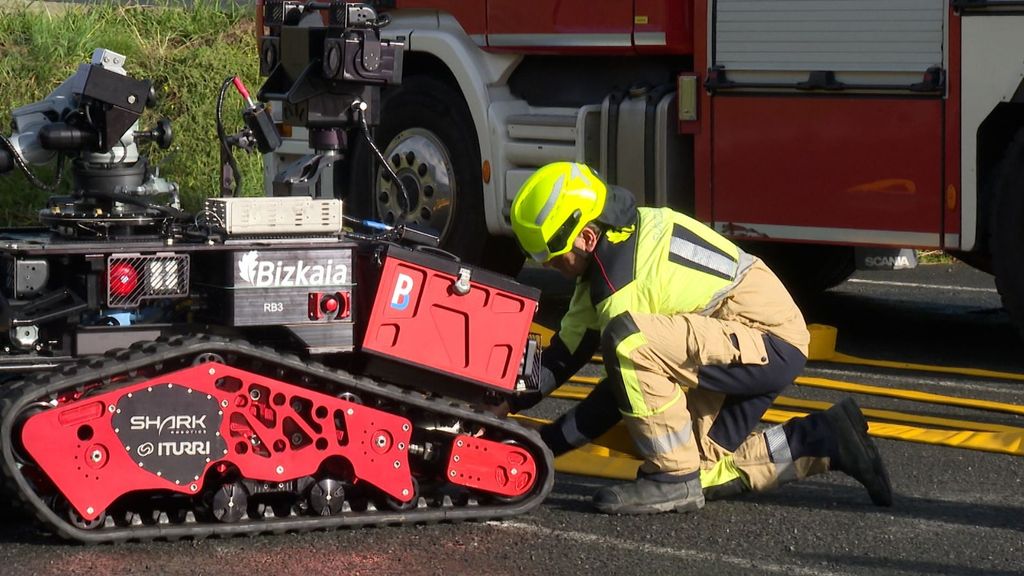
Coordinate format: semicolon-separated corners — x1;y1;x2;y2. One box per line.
511;162;892;514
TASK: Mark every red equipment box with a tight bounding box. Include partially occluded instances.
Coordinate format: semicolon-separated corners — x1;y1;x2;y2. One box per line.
362;245;539;392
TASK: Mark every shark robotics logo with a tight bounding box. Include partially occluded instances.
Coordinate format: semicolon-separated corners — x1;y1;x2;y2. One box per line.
239;250;260;284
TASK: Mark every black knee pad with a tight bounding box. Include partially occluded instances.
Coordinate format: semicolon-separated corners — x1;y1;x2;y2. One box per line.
600;312;641;359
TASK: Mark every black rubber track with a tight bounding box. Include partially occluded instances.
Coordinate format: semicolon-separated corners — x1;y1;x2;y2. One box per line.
0;334;554;543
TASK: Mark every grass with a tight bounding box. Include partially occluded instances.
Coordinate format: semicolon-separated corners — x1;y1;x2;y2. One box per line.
0;0;264;224
917;250;956;265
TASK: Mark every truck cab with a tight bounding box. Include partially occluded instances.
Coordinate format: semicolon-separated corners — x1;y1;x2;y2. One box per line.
256;1;1024;335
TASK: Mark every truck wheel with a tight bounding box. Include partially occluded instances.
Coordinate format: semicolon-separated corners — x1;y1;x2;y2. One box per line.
990;129;1024;339
349;76;524;276
744;242;855;300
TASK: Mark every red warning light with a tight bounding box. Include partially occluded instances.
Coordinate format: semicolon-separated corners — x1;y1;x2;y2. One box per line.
308;291;351;320
109;263;139;297
322;296;339;313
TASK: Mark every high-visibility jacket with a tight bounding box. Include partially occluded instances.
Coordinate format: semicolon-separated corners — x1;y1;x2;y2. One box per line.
556;206;754;354
539;205;809;392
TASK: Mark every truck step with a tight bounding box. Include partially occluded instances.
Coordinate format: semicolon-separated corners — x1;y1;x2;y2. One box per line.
506;113;578;143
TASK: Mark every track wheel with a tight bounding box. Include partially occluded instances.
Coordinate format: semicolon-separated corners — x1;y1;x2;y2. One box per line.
484;440;535;505
385;477;419;511
192;352;226;366
211;482;248;523
63;501;105;530
309;478;346;516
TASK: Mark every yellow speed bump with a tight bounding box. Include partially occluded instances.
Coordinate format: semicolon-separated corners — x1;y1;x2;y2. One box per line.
531;322;1024;383
513;412;1024;482
794;375;1024;417
806;324;1024;382
526;323;1024;468
566;372;1024;418
544;384;1024;459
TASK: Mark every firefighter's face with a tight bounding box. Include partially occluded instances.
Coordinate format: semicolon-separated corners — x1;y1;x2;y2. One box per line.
544;227;598;278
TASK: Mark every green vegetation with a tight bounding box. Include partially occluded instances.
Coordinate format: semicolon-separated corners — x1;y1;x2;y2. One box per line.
917;250;955;265
0;0;263;224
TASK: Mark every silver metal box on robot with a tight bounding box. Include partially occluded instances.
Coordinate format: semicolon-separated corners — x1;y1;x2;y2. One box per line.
204;197;343;235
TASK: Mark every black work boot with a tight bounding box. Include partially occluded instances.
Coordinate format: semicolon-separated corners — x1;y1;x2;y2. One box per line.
592;473;705;515
823;398;893;507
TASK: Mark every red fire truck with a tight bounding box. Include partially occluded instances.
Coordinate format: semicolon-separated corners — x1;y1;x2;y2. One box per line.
257;1;1024;334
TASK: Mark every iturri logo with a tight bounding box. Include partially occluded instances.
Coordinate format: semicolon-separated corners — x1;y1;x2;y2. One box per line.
236;250;349;287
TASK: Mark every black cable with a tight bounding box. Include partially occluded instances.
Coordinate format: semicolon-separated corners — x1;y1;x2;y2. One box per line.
355;101;409;221
216;76;243;197
0;133;65;191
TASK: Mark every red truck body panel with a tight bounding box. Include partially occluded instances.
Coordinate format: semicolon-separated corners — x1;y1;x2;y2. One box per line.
711;97;944;237
393;1;695;55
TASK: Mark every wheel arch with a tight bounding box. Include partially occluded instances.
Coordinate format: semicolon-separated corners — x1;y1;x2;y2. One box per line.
386;12;522;235
972;102;1024;260
958;13;1024;253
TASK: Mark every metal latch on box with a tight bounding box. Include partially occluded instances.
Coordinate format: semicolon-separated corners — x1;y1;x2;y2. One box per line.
453;267;472;295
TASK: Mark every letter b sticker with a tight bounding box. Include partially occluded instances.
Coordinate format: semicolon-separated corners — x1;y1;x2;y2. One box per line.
390;273;415;311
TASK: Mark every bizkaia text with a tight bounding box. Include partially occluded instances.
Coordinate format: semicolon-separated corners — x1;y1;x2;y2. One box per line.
237;250;349;288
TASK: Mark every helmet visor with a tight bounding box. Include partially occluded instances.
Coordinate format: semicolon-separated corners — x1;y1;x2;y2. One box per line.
526;208;582;262
547;208;582;255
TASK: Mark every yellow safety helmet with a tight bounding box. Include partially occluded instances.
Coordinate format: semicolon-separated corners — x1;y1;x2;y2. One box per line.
511;162;608;262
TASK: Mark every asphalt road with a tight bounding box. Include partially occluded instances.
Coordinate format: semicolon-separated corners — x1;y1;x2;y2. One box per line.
1;262;1022;576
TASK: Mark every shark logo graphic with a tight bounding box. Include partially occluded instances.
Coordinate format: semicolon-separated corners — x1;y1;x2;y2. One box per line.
239;250;260;284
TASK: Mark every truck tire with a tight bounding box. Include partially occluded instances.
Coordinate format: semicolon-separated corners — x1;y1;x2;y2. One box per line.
349;76;524;276
744;242;855;300
989;129;1024;339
